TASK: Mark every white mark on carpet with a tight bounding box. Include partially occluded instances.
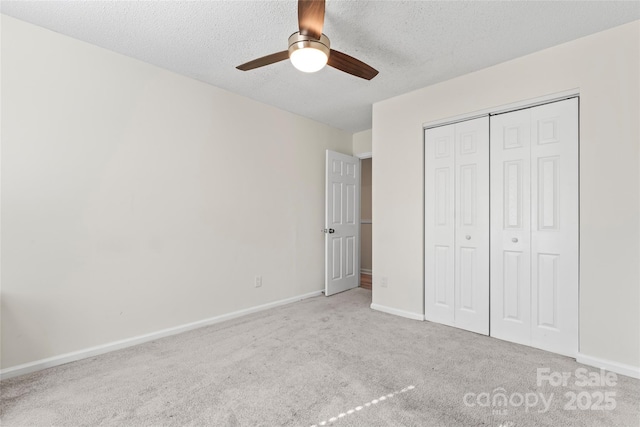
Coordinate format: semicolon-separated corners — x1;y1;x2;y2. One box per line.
310;385;416;426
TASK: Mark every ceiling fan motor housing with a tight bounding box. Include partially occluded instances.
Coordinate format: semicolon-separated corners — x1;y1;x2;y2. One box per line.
288;32;330;58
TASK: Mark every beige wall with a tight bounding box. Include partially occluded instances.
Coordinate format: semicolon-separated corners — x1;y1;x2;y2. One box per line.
0;16;352;369
353;129;372;156
372;21;639;369
360;158;372;272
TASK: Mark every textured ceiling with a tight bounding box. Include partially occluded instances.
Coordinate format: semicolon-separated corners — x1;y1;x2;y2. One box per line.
2;1;639;132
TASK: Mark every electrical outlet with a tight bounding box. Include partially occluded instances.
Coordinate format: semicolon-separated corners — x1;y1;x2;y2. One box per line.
381;276;388;288
255;276;262;288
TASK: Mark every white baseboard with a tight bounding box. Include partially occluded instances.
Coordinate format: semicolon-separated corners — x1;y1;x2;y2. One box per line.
370;303;424;321
576;353;640;379
0;290;323;381
360;269;372;275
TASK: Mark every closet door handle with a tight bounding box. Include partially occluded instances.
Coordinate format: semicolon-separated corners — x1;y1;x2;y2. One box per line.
512;238;518;243
465;235;471;240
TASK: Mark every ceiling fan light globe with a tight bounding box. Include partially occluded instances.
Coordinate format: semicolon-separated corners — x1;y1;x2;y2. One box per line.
288;32;331;74
290;47;328;73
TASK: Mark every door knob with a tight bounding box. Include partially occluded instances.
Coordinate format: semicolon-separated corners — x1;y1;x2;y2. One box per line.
322;228;336;234
328;228;335;234
465;235;471;240
512;238;518;243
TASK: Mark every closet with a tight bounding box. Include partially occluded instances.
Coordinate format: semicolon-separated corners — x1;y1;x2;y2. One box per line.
424;97;579;357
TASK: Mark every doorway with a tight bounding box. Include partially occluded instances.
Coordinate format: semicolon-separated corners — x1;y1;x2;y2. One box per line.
360;157;372;290
323;150;372;297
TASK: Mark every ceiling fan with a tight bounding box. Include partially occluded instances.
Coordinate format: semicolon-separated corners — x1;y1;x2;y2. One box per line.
236;0;378;80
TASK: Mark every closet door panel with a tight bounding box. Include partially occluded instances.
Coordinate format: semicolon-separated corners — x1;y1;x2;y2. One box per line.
454;117;489;335
425;125;455;326
490;109;532;346
530;98;579;357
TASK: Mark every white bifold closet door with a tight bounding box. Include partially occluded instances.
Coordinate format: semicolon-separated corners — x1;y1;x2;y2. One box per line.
490;98;579;357
425;117;489;335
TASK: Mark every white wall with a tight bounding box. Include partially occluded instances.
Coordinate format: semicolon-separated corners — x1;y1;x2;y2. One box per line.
0;16;352;370
372;21;639;370
352;129;372;156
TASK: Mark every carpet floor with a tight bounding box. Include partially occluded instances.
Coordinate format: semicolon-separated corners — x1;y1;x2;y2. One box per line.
1;288;639;426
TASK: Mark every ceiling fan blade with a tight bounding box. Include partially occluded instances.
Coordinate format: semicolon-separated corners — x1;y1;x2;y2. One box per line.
327;49;379;80
298;0;325;40
236;51;290;71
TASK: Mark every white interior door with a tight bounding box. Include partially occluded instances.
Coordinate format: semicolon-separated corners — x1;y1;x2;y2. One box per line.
490;98;578;357
490;109;533;346
530;99;579;356
454;117;489;335
425;117;489;334
325;150;360;296
425;124;455;326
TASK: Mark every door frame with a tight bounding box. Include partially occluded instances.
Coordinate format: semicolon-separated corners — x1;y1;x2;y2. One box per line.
422;89;580;130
